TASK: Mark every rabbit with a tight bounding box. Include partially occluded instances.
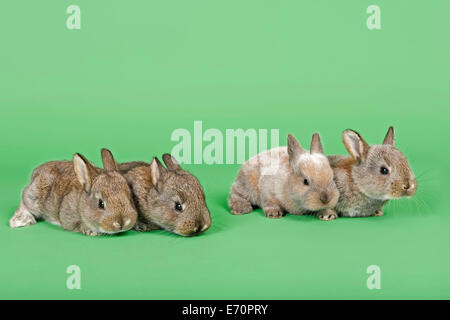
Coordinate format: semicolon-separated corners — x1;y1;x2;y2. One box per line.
9;149;138;236
228;133;340;220
118;153;211;236
317;126;417;220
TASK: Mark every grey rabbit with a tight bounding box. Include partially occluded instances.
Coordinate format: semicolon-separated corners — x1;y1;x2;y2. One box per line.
318;127;417;220
228;133;339;220
119;154;211;236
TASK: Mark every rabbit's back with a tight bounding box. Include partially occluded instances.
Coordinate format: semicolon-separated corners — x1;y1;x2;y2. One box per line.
22;161;81;224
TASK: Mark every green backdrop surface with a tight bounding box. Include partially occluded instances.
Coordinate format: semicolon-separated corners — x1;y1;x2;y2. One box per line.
0;1;449;299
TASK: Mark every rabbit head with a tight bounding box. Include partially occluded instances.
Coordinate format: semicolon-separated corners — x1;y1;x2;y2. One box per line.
74;149;137;234
342;127;417;200
286;133;339;211
145;154;211;236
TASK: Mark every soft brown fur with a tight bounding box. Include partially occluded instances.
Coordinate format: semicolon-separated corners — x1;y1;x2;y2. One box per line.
228;133;339;220
10;149;138;236
319;127;417;219
119;154;211;236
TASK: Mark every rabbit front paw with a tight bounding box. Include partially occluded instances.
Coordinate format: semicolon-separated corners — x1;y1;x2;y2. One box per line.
133;220;158;232
80;225;100;236
373;210;384;217
317;209;338;221
229;196;253;215
82;229;100;236
264;207;284;218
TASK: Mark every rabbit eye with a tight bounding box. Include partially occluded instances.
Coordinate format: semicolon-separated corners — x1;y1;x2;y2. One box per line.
380;167;389;175
98;199;105;209
175;202;183;212
303;179;309;186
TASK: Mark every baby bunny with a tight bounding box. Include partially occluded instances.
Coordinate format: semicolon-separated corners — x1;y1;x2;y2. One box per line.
119;154;211;236
228;133;339;219
10;149;138;236
319;126;417;220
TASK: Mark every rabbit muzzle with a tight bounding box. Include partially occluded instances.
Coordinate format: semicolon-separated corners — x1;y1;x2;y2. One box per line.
403;177;417;197
100;211;137;234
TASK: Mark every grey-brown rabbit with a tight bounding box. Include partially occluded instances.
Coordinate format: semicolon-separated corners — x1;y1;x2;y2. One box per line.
10;149;138;235
119;154;211;236
318;127;417;220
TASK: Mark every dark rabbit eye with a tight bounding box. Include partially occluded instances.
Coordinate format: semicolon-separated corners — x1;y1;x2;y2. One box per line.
175;202;183;212
98;199;105;209
380;167;389;175
303;179;309;186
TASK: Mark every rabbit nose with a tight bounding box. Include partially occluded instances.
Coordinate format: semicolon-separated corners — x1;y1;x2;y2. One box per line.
320;193;329;204
192;221;210;234
112;221;122;230
405;178;417;196
189;225;202;235
201;214;211;232
112;216;131;230
123;218;132;228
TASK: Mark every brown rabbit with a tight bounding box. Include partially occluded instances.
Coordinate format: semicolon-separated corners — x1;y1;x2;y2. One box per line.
318;127;417;220
10;149;138;236
228;133;339;220
119;154;211;236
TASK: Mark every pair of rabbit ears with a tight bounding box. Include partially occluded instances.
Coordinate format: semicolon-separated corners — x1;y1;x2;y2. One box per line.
150;153;182;187
343;126;395;163
287;133;324;160
73;148;118;191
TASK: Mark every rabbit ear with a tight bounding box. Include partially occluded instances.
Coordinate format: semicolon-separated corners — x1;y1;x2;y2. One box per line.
342;129;369;163
310;133;324;154
287;134;305;157
382;126;395;146
162;153;182;171
73;153;93;192
150;157;167;188
101;148;118;171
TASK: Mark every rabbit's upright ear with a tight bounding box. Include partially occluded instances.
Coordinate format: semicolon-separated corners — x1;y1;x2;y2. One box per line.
150;157;167;189
382;126;395;146
342;129;369;164
101;148;118;171
287;134;306;166
74;153;93;192
310;133;324;154
162;153;182;171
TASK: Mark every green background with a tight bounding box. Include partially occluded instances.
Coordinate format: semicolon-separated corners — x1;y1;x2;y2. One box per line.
0;1;448;299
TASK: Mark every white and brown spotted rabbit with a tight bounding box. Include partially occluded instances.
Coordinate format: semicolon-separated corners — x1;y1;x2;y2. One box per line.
228;133;339;220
